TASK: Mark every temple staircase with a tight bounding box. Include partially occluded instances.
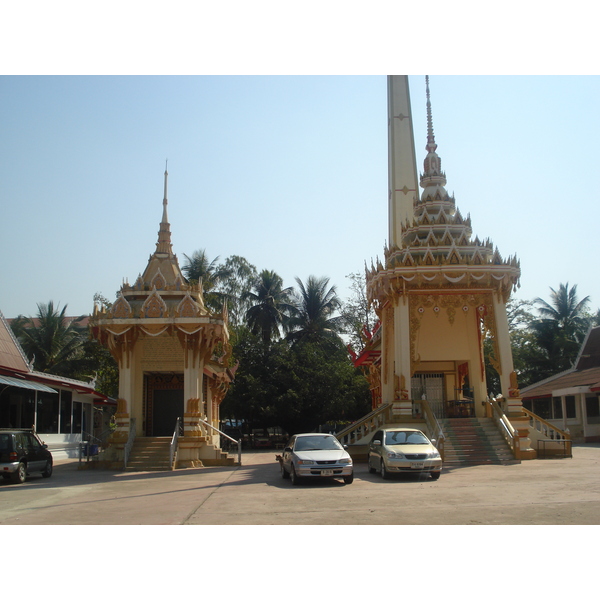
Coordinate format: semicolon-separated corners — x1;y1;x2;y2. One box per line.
125;437;173;471
124;436;237;471
441;418;519;466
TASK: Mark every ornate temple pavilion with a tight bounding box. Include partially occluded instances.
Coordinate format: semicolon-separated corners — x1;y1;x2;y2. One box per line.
342;76;564;462
90;168;235;468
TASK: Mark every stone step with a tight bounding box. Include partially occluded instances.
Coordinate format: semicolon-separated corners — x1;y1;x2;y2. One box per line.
440;418;519;465
125;437;173;471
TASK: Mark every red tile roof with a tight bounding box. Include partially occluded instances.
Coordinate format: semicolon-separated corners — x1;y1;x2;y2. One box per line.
0;311;30;373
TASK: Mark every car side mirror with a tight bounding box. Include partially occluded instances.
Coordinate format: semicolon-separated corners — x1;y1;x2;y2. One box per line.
431;439;437;445
372;440;381;446
284;447;292;453
343;445;349;450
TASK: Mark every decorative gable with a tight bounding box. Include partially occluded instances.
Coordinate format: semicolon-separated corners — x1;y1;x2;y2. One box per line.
141;289;168;318
151;269;167;290
111;295;133;319
176;294;200;318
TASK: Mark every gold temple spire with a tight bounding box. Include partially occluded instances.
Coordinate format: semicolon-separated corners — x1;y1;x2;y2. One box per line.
155;162;173;255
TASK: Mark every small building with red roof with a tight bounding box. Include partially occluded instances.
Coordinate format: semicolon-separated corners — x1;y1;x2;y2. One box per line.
521;326;600;442
0;309;113;459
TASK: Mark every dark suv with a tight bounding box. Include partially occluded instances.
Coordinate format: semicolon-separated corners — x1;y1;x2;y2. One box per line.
0;429;53;484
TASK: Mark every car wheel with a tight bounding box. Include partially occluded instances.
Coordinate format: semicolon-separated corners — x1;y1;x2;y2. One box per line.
343;473;354;484
11;462;26;484
280;461;289;479
290;465;300;486
42;459;53;478
368;456;376;474
380;459;388;480
430;471;441;480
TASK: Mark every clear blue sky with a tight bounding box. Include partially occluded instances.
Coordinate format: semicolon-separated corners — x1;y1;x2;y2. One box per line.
1;4;599;323
2;74;599;320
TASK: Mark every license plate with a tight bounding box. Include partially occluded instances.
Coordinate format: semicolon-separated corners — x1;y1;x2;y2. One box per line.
320;469;334;476
411;462;425;469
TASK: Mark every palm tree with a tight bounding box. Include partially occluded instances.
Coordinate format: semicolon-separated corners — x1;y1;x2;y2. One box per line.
534;283;591;343
11;301;87;375
182;249;231;313
286;275;344;348
244;270;295;344
531;283;592;373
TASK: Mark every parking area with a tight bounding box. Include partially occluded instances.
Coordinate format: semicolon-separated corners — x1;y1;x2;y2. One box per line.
2;444;600;525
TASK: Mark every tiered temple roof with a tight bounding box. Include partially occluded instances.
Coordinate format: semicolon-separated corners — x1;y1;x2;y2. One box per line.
91;167;228;344
367;77;520;305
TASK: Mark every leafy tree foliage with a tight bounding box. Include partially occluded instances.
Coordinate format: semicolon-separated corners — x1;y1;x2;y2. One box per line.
286;275;344;350
11;301;87;376
486;285;597;392
221;332;371;435
11;299;119;397
244;269;295;344
340;271;377;353
216;255;258;329
182;249;232;312
533;283;591;341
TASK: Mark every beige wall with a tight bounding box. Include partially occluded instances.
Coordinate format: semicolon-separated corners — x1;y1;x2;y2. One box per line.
415;309;480;363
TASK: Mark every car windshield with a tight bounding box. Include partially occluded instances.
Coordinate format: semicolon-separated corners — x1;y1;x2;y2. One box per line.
385;431;429;445
294;436;342;451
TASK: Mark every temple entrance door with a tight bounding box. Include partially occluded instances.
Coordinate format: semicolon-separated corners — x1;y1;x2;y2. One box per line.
411;373;445;419
152;389;184;436
144;373;184;436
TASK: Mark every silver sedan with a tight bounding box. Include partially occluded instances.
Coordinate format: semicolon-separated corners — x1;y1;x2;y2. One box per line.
368;427;442;480
280;433;354;485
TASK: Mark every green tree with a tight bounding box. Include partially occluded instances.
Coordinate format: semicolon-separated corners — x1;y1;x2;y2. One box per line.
484;298;536;394
90;293;119;397
182;249;231;312
530;283;591;376
216;255;258;330
286;275;344;349
244;270;295;344
221;334;370;436
340;271;377;352
11;301;87;376
533;283;591;343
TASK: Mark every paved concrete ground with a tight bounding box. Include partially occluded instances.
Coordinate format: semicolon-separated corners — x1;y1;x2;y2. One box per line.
1;444;600;525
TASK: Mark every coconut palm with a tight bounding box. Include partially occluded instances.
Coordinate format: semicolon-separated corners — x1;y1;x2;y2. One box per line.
11;301;87;375
286;276;344;348
530;283;592;374
244;270;295;344
182;249;231;313
534;283;591;343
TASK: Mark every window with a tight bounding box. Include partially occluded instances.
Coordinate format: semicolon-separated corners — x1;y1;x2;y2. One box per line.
60;391;72;433
36;390;59;433
586;395;600;424
566;396;576;419
26;433;41;449
552;397;563;419
533;398;552;420
72;401;83;433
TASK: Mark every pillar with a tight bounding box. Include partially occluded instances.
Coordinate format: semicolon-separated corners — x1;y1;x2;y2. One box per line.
380;304;395;405
393;296;412;417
